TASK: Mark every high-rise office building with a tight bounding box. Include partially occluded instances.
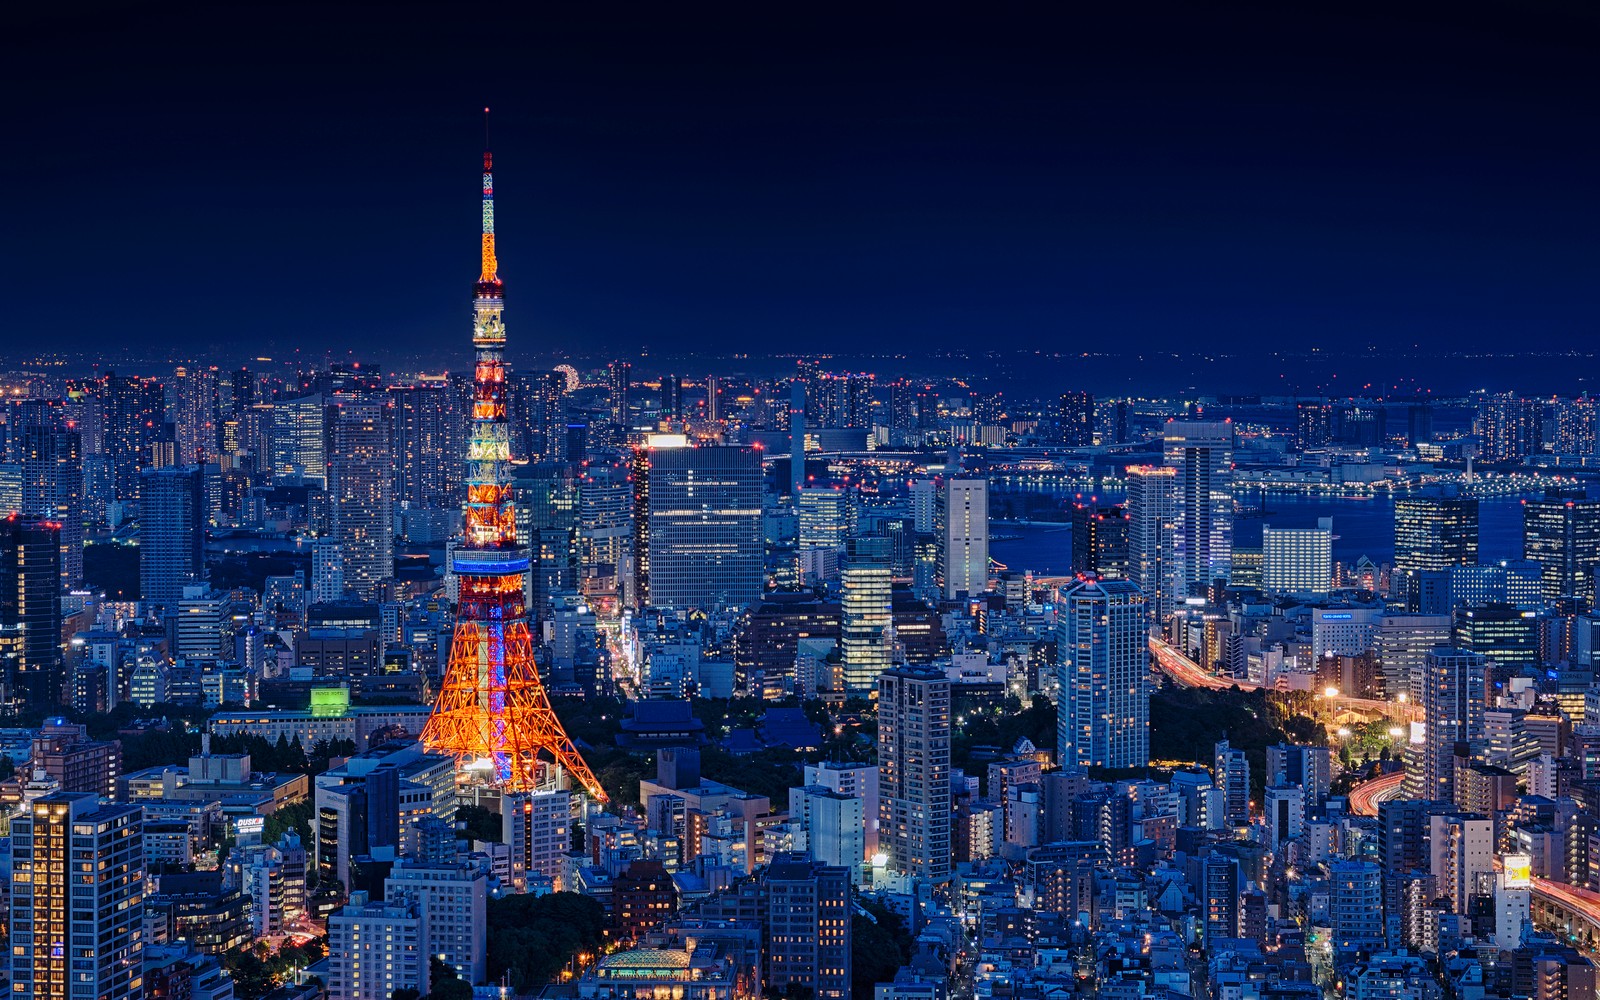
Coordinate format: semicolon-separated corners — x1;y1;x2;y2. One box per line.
0;515;63;710
1374;614;1453;704
504;789;571;892
270;395;328;484
1125;465;1176;625
1261;519;1333;595
1056;578;1149;769
1452;604;1540;673
20;419;84;588
10;793;145;1000
764;853;852;1000
878;665;951;880
138;465;205;616
1164;420;1233;599
937;478;988;600
797;488;849;553
1479;394;1544;463
1213;739;1251;827
1420;648;1487;802
632;440;763;612
329;399;394;600
1069;503;1128;579
1058;391;1095;447
840;536;893;693
1394;495;1479;575
1523;494;1600;602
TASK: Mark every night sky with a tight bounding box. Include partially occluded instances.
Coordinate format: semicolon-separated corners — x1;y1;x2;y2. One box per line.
6;2;1600;384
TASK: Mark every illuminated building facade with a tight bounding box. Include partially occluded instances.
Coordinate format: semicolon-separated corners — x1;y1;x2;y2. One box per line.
421;138;604;800
632;440;763;612
1164;420;1233;599
329;398;394;599
1523;494;1600;601
10;793;145;1000
878;664;951;880
1394;494;1479;575
1056;578;1149;769
1125;464;1176;625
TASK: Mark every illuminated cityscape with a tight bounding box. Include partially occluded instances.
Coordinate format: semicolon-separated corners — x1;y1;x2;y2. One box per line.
8;4;1600;1000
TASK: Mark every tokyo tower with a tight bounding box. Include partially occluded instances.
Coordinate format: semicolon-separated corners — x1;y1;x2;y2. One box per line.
421;124;607;801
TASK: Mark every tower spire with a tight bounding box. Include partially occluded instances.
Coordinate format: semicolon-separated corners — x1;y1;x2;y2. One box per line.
422;131;606;802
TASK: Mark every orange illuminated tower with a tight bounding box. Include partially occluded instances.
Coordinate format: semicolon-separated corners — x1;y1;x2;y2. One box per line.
421;122;606;800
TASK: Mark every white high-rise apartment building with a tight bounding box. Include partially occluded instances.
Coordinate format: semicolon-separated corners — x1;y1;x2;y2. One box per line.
311;540;345;604
878;665;951;880
938;478;988;599
1126;464;1176;626
383;862;487;984
504;789;571;891
328;891;429;1000
788;785;866;877
803;761;879;855
1164;420;1234;599
1429;813;1493;915
1056;578;1149;769
1262;518;1333;595
9;793;145;1000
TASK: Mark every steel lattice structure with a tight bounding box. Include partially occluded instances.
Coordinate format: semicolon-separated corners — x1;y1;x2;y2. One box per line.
421;131;607;801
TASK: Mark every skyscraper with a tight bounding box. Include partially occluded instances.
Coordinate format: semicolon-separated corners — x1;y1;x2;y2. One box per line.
1058;391;1094;447
171;364;220;464
98;372;166;506
138;465;205;616
1164;420;1233;599
608;360;632;434
840;536;893;693
937;478;988;600
1555;397;1597;456
878;664;951;880
1125;464;1176;625
1394;495;1479;575
269;395;328;484
1479;394;1544;463
0;515;63;710
20;415;84;588
1420;647;1487;802
1069;503;1129;579
10;793;145;1000
632;440;763;612
389;382;458;510
328;398;394;600
1295;399;1333;450
1261;519;1333;595
1056;578;1149;769
1523;494;1600;602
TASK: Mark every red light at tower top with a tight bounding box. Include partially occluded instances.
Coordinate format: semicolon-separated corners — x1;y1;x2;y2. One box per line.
421;136;605;801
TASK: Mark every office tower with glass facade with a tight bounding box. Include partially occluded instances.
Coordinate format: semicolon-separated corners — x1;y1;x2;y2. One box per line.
797;488;849;553
878;664;951;880
1420;648;1487;802
270;395;328;484
10;793;145;1000
139;465;206;616
1523;494;1600;602
1164;420;1233;599
1261;519;1333;595
1;515;63;711
1056;578;1149;769
20;417;84;589
1555;397;1597;457
937;478;988;600
633;441;763;612
1126;464;1176;625
840;536;893;693
328;399;394;600
1394;494;1480;575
